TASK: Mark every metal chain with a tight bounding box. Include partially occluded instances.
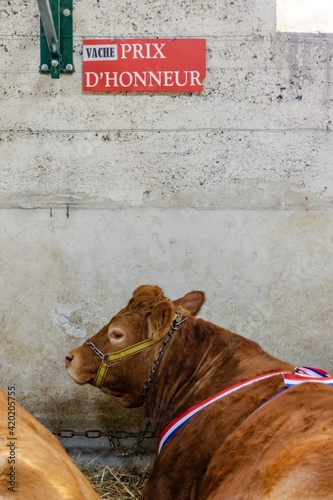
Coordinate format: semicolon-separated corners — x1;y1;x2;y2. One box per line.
52;421;155;457
85;340;105;360
107;420;153;457
140;331;174;405
140;311;188;405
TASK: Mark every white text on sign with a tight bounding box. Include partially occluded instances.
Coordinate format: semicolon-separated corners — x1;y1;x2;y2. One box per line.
85;70;202;88
83;43;167;61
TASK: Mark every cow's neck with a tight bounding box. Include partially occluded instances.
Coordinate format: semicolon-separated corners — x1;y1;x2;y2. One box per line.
144;317;292;433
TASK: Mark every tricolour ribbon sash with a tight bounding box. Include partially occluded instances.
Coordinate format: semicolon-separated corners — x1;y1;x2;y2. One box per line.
283;365;333;387
158;365;333;455
158;371;288;454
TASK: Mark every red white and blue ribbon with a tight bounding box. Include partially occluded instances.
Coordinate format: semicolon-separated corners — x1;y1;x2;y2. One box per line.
158;365;333;455
158;371;287;454
284;365;333;387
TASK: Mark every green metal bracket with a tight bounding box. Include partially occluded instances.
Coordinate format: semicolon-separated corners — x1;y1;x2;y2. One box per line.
38;0;74;79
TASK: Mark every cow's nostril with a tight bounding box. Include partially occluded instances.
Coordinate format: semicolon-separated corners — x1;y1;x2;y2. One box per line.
65;354;74;367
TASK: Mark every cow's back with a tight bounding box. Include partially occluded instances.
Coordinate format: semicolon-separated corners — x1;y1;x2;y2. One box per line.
0;389;98;499
202;383;333;500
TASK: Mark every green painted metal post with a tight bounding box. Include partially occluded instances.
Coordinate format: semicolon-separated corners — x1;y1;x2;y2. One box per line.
39;0;74;78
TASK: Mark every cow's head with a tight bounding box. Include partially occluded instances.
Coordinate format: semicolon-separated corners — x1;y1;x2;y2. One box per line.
65;285;205;407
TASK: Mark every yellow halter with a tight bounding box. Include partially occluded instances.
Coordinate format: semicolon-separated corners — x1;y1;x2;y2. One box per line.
86;309;188;389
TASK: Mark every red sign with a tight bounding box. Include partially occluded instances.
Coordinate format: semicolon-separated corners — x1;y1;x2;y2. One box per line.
82;38;206;92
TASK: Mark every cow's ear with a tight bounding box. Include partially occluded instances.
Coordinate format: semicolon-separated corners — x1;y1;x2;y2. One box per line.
148;300;175;340
173;291;205;316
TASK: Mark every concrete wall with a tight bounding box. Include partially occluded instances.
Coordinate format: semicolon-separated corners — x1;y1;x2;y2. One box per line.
1;0;333;434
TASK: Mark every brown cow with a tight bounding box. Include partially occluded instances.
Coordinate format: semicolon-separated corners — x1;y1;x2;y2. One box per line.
66;285;333;499
0;388;99;499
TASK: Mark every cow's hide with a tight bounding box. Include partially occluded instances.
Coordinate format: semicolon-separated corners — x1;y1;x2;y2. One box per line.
0;389;98;499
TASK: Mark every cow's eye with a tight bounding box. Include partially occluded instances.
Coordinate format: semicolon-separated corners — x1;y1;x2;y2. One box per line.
110;329;124;340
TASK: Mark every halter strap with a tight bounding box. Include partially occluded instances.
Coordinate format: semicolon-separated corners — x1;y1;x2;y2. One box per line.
88;336;165;388
87;309;188;388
